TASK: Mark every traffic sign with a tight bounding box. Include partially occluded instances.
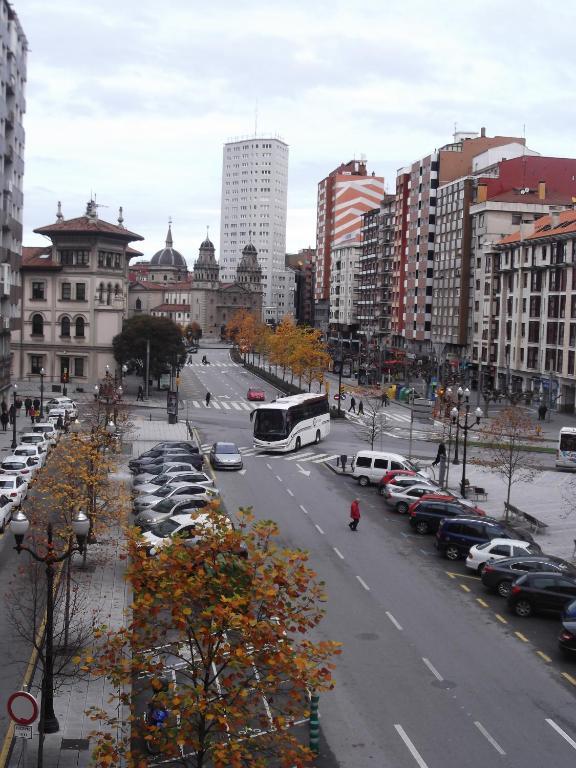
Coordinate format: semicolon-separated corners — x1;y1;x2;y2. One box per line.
7;691;39;726
14;725;32;739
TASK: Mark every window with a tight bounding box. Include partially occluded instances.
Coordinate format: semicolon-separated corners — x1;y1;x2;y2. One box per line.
60;316;70;337
74;358;84;377
32;282;45;300
98;283;104;303
355;456;371;468
76;283;86;301
75;317;85;337
30;356;43;374
60;249;89;266
107;284;112;305
31;314;44;335
61;282;71;300
374;459;389;469
135;298;142;311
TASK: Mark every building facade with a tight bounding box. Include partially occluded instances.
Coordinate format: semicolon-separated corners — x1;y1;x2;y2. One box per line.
328;243;360;334
14;202;143;388
285;248;315;326
219;137;292;323
0;2;27;396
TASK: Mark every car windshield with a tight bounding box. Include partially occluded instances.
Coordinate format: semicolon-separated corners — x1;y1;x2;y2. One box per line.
22;436;42;443
154;487;172;498
149;518;181;538
153;498;179;513
526;544;540;554
14;449;34;456
253;409;286;440
3;462;23;469
215;444;238;454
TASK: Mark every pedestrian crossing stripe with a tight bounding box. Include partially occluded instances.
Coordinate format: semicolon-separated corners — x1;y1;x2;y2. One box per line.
185;362;239;368
186;399;254;411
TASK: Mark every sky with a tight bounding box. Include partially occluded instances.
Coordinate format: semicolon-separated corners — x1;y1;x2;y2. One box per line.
14;0;576;265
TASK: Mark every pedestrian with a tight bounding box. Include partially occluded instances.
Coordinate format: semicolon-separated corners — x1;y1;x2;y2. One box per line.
340;454;348;472
538;404;545;421
24;397;32;416
0;411;8;431
432;442;446;466
137;385;144;402
0;399;6;414
30;408;36;425
383;393;389;407
56;415;64;431
348;396;356;414
63;416;69;433
33;398;40;413
358;400;364;415
541;404;548;421
349;498;361;531
205;391;211;407
432;442;447;487
15;397;22;412
8;404;14;425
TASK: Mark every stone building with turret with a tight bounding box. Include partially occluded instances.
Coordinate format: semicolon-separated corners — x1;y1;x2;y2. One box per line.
128;228;262;338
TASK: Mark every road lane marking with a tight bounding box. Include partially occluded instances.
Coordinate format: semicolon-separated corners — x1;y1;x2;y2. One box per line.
275;475;282;482
211;401;221;409
286;488;294;497
192;400;201;407
514;631;529;643
422;657;443;681
386;611;403;630
459;584;471;593
284;452;315;461
333;547;344;560
561;672;576;686
355;575;370;591
446;570;480;580
546;718;576;750
221;402;231;409
495;613;508;624
314;524;324;535
299;505;309;515
476;598;489;608
266;463;272;470
231;402;242;410
474;722;506;755
312;454;339;463
536;651;551;662
394;724;429;768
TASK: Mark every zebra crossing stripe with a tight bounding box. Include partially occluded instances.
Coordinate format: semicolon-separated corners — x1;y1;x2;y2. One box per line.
231;402;241;410
211;401;221;409
284;452;316;461
221;402;231;410
193;400;201;408
297;453;329;463
239;403;251;411
313;454;338;463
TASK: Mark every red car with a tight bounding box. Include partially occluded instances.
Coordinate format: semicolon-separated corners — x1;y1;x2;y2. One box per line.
379;469;418;487
247;388;265;402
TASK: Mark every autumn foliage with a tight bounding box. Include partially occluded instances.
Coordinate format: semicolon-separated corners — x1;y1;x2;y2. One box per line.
84;508;340;767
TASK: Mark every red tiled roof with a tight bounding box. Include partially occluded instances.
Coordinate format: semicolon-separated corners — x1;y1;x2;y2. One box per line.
486;191;573;206
498;208;576;246
127;246;144;256
151;303;191;312
34;216;144;241
21;246;60;269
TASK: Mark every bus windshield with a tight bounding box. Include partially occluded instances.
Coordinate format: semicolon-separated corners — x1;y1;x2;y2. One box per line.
253;409;287;441
560;432;576;452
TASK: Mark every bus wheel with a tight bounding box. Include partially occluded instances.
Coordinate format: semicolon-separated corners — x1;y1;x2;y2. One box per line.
295;437;301;451
315;430;320;444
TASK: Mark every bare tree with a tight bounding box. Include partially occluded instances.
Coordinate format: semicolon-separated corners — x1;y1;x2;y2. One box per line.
357;395;386;450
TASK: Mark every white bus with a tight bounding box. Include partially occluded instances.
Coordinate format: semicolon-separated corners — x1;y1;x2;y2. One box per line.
253;393;330;452
556;426;576;469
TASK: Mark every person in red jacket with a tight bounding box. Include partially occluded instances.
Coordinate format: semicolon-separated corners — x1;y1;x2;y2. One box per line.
349;499;361;531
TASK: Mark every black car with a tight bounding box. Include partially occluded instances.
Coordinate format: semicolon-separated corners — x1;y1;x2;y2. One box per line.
508;573;576;618
408;499;481;535
135;445;199;460
131;454;203;473
435;516;535;560
559;600;576;656
482;555;576;598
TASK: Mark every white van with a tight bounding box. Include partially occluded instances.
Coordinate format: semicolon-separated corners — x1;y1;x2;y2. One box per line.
350;451;421;487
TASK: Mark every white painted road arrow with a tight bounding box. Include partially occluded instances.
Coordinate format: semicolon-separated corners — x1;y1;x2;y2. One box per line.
296;464;311;477
238;469;247;476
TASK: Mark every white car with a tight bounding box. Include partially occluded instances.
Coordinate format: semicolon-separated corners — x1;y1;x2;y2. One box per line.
0;494;14;532
45;397;78;419
133;471;215;496
140;512;231;556
381;483;444;514
0;455;40;481
134;483;220;513
32;422;59;446
19;432;51;455
0;475;28;505
465;538;541;573
13;444;47;467
46;408;68;427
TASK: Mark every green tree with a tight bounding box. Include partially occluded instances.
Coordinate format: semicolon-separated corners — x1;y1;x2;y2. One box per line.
113;316;186;380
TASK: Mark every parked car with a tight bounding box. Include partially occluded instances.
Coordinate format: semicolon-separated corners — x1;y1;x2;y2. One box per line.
140;512;231;556
247;388;265;402
508;572;576;618
150;441;199;452
465;538;541;574
133;471;214;496
134;496;213;528
0;455;40;481
559;600;576;656
350;451;421;486
129;453;202;473
132;462;207;486
0;475;28;506
209;442;243;470
133;483;220;512
32;422;59;446
19;433;50;454
45;397;78;419
378;469;433;494
482;555;576;598
382;484;446;514
13;444;47;467
408;499;483;535
133;444;200;461
435;516;537;561
0;494;14;532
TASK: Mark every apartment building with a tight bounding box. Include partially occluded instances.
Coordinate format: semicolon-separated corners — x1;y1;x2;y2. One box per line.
286;248;315;325
328;243;361;334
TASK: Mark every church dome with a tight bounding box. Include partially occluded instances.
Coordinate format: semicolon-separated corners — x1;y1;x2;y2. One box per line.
150;224;187;269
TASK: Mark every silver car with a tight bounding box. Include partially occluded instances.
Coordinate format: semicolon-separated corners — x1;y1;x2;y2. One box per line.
209;442;243;471
381;483;445;514
132;462;203;486
134;495;214;528
133;483;220;513
133;471;215;496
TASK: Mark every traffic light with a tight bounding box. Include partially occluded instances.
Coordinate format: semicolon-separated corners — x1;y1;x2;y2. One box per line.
61;368;69;384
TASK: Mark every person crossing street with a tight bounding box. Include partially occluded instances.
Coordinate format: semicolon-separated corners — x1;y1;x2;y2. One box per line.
205;391;211;407
349;499;361;531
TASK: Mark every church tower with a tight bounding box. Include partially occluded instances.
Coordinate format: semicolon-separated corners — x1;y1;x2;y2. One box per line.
236;242;262;292
193;231;220;287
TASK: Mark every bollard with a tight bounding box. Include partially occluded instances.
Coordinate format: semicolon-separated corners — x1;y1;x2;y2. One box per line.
309;690;319;754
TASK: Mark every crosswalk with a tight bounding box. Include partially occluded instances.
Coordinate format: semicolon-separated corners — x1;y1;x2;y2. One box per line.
199;443;338;464
185;361;240;368
185;399;255;411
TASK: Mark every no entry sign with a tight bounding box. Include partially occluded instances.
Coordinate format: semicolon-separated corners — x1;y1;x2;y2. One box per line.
7;691;39;726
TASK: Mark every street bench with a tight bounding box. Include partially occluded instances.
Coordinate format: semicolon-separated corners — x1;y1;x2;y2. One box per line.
463;479;488;501
504;502;549;533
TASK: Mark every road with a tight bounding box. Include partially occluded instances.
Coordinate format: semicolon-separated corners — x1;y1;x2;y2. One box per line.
181;346;576;768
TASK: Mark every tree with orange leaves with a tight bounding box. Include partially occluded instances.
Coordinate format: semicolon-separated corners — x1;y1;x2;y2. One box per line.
84;508;340;767
226;309;261;362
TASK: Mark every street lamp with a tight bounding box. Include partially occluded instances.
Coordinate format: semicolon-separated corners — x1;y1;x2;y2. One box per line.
39;367;45;419
11;384;17;450
451;403;483;498
10;509;90;735
449;386;469;465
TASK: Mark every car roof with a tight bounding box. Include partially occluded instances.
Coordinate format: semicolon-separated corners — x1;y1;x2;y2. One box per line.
2;456;28;464
520;571;576;582
214;442;238;450
483;537;533;547
355;451;408;461
491;554;573;568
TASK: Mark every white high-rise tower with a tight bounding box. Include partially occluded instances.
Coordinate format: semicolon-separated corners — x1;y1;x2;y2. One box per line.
219;136;293;323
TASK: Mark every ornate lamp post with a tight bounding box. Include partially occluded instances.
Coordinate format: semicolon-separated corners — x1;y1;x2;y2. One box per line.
448;386;469;465
10;509;90;735
451;402;483;498
39;367;45;419
11;384;17;450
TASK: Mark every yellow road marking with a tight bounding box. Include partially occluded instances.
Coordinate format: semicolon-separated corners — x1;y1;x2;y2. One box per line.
515;631;529;643
562;672;576;686
476;598;489;608
446;572;456;579
446;570;480;581
536;651;552;663
460;584;471;593
495;613;508;624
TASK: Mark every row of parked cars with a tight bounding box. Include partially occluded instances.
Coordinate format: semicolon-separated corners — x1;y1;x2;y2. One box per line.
356;451;576;658
0;396;79;533
129;440;233;556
